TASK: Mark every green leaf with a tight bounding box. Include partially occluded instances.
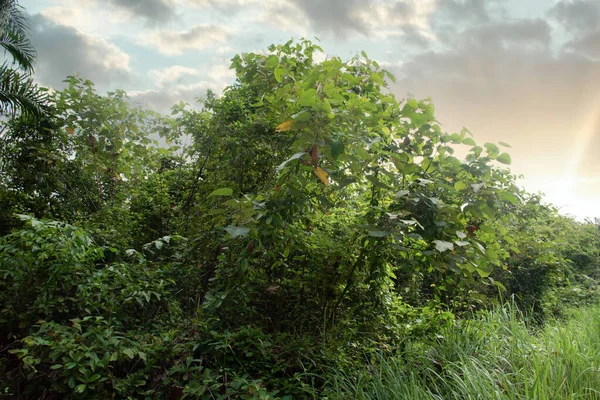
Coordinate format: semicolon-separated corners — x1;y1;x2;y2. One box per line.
274;67;284;83
74;384;87;393
370;72;383;85
298;89;316;106
123;348;135;359
462;138;476;146
496;153;512;165
354;146;371;160
385;70;396;83
433;240;454;252
499;191;519;205
454;181;468;191
499;141;511;148
477;262;493;278
331;139;344;159
209;188;233;197
266;55;279;68
407;98;418;108
292;110;311;122
225;226;250;238
484;142;499;154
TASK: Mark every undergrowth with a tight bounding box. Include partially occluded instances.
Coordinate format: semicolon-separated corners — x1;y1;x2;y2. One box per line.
329;302;600;399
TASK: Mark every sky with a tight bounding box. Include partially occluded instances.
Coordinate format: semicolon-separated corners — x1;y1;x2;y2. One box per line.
20;0;600;220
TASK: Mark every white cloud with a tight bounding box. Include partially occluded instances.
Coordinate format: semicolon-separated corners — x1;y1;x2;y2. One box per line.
108;0;177;24
256;0;438;40
39;0;144;36
357;0;438;40
207;63;236;81
148;65;202;87
41;0;178;29
138;60;236;112
256;0;310;36
31;14;133;89
184;0;259;8
137;24;231;55
128;81;225;112
216;45;235;54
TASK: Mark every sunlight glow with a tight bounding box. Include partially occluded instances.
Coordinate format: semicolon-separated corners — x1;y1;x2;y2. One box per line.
548;92;600;219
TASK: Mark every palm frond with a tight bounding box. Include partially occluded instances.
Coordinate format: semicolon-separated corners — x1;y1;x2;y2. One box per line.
0;1;15;26
0;63;48;118
0;0;35;71
8;2;29;34
1;30;34;70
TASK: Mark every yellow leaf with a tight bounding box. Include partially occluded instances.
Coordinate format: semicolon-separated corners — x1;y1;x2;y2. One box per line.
314;167;329;186
275;120;293;132
66;127;75;135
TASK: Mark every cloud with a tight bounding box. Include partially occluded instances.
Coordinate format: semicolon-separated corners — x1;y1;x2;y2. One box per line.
216;45;235;54
185;0;259;14
148;65;202;87
548;0;600;34
128;81;222;112
257;0;436;40
108;0;176;24
436;0;491;22
137;24;231;55
29;14;133;89
287;0;368;36
183;0;437;41
388;15;600;214
133;60;236;112
461;19;552;50
39;0;177;32
566;30;600;59
439;0;487;19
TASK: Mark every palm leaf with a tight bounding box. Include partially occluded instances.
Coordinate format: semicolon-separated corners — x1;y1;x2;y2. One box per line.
0;63;48;117
1;0;35;71
1;30;35;70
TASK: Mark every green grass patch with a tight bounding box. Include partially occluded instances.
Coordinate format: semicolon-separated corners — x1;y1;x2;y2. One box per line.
328;303;600;399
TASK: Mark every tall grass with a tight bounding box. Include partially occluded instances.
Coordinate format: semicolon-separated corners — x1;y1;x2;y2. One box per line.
328;303;600;399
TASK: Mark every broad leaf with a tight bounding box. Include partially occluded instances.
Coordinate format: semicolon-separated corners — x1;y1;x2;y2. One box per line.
225;226;250;238
454;181;468;191
497;153;512;165
433;240;454;252
331;139;344;159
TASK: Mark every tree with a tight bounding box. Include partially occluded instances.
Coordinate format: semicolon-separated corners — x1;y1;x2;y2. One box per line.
0;0;48;118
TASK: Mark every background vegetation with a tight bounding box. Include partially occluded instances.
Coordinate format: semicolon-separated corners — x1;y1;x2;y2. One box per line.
1;3;599;398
